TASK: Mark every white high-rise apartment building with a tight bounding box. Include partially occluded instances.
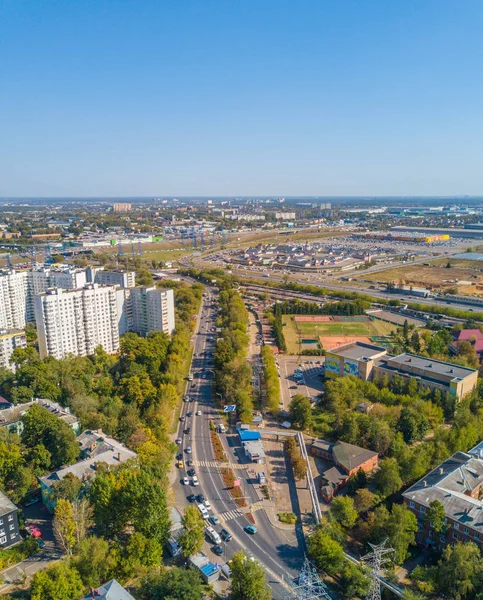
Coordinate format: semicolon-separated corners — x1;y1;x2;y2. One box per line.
34;284;120;359
130;287;175;336
86;267;136;289
0;329;27;371
0;271;29;329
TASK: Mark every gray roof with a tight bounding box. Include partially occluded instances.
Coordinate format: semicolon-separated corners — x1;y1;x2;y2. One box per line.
80;579;135;600
385;353;476;380
0;490;17;516
329;342;387;361
0;398;78;427
403;451;483;534
40;432;137;489
332;441;378;472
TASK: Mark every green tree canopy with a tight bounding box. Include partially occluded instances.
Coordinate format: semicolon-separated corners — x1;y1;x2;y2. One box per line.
30;563;84;600
230;551;272;600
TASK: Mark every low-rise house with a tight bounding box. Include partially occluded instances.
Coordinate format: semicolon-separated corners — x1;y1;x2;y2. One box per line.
80;579;136;600
311;439;378;502
39;430;137;513
242;440;266;464
0;491;20;548
453;329;483;360
403;449;483;551
189;552;221;584
0;398;81;435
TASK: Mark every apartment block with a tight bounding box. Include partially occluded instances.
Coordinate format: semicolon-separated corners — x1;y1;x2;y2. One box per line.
87;267;136;288
0;492;20;548
130;287;175;336
326;341;478;401
113;202;132;212
403;448;483;551
0;270;29;329
0;329;27;371
34;284;120;359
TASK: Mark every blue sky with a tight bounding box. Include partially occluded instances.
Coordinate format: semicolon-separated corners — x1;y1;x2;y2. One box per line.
1;0;482;197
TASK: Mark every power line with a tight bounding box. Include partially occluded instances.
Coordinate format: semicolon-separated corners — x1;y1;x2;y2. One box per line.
361;539;394;600
286;555;332;600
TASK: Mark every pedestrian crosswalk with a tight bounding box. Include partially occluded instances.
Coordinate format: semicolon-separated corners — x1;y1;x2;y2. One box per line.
250;501;264;513
218;509;243;522
192;459;247;470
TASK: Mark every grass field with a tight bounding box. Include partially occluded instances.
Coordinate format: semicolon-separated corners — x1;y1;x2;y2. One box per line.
281;315;395;354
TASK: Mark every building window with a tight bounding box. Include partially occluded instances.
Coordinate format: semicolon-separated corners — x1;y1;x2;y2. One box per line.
0;519;3;525
420;506;426;513
0;536;6;544
475;532;480;540
9;524;14;531
7;515;13;521
410;501;415;508
464;527;469;534
454;523;459;530
453;532;458;540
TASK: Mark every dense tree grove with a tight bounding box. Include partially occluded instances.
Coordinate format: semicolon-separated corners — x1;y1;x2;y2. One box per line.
214;289;254;422
0;283;207;597
273;298;370;316
261;345;280;414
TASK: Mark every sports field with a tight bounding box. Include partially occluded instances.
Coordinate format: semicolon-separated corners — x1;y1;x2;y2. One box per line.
281;315;395;354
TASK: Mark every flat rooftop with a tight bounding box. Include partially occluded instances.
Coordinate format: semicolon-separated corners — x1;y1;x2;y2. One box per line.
329;341;387;361
384;353;476;380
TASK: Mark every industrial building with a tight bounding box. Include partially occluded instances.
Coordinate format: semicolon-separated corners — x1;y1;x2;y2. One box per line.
390;225;483;239
326;341;478;401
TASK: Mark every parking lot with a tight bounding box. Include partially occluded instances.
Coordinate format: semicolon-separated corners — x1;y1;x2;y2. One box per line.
276;356;325;412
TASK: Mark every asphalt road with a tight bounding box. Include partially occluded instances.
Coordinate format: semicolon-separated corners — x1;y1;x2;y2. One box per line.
174;289;304;599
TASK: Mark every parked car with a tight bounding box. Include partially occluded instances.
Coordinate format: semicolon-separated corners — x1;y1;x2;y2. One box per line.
186;459;193;467
198;504;209;519
184;427;191;435
196;410;202;416
187;468;196;477
185;446;192;454
179;415;185;422
38;539;45;549
213;544;224;556
24;497;40;507
187;411;193;417
192;476;199;486
205;526;221;544
182;477;189;486
187;494;196;503
175;438;182;444
244;525;257;534
196;493;205;503
209;515;220;526
204;499;211;510
177;460;183;469
220;528;232;542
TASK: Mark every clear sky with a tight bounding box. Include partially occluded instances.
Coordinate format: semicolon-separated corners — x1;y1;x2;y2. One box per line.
1;0;483;197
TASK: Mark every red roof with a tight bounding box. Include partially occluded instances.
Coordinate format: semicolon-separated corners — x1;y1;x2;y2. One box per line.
456;329;483;353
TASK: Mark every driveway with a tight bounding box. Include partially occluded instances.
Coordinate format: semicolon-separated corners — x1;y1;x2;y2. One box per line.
277;356;324;411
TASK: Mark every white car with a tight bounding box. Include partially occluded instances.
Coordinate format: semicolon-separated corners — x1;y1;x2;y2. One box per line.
196;410;202;416
198;504;209;519
204;499;211;510
205;526;221;544
192;476;199;486
182;477;189;486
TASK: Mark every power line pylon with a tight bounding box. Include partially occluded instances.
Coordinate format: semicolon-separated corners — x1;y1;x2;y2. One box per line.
361;539;394;600
286;555;332;600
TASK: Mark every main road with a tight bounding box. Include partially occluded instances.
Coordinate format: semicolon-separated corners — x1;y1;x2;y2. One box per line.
174;288;304;599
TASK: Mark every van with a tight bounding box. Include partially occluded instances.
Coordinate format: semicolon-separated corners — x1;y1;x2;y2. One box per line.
221;563;232;579
206;526;222;544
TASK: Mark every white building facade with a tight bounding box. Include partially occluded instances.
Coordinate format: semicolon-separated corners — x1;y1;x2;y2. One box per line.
130;287;175;336
34;284;120;359
0;330;27;371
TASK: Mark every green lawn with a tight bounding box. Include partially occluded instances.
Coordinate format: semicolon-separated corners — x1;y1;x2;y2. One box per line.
281;315;395;354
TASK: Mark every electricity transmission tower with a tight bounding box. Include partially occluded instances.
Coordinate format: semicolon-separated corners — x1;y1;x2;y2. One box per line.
286;555;332;600
361;539;394;600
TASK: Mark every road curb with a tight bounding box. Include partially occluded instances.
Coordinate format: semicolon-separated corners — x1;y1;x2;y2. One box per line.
261;505;297;532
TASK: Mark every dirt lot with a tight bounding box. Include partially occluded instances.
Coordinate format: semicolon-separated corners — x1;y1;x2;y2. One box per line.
355;262;483;292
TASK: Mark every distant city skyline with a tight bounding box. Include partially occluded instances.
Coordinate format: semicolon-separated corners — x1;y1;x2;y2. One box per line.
1;1;483;196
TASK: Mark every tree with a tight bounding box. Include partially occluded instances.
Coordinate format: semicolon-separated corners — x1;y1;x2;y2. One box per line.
139;567;205;600
341;563;371;598
230;551;272;600
410;331;421;353
375;458;403;498
398;407;429;444
21;404;79;468
436;542;483;600
354;488;376;513
52;473;82;502
72;497;93;544
289;394;313;430
386;504;418;564
330;496;358;529
308;529;345;576
425;499;447;533
178;505;205;557
403;591;428;600
53;498;76;555
292;456;308;481
30;563;84;600
71;536;116;589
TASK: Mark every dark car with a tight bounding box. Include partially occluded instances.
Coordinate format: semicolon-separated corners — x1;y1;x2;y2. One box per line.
184;427;191;435
213;545;224;556
290;385;297;389
187;494;196;503
176;453;183;461
186;459;193;467
179;415;185;422
220;528;232;542
196;493;205;503
187;411;193;417
187;468;196;477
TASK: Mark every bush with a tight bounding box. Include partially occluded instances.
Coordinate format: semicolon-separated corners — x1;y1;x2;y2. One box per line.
0;538;39;570
261;485;270;499
278;512;298;524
